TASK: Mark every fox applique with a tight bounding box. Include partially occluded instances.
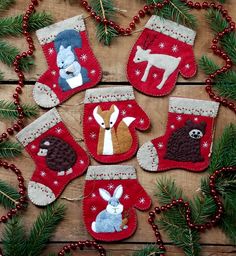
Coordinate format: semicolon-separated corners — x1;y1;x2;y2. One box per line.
93;104;135;155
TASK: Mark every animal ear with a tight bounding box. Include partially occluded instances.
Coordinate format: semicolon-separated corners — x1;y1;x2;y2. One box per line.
99;188;111;201
113;185;123;199
67;46;72;51
137;45;141;50
43;141;50;146
200;121;207;132
59;45;64;51
186;120;193;126
146;49;151;53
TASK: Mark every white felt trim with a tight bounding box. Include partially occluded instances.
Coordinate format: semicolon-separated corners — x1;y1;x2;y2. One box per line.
84;86;135;103
169;97;220;117
36;15;85;45
86;165;136;180
145;15;196;45
16;108;61;147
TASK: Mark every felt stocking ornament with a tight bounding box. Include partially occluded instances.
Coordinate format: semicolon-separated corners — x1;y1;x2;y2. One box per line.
83;86;150;163
127;15;197;96
33;15;102;108
137;97;219;172
16;108;89;206
83;165;151;241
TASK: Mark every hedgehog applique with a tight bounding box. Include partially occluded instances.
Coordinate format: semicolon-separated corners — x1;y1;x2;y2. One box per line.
37;136;77;176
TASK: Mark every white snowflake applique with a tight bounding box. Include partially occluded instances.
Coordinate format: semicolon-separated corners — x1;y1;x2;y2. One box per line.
127;104;133;108
91;206;97;212
172;45;179;52
80;54;88;62
90;69;96;75
159;42;165;49
176;115;182;121
48;48;54;55
79;160;85;165
124;194;130;200
185;64;190;69
139;197;145;204
202;142;209;148
139;119;144;125
40;171;46;177
88;116;93;121
170;124;175;129
31;144;36;150
135;69;141;76
53;84;57;88
194;117;199;121
56;127;62;134
53;180;59;186
153;73;158;79
121;110;126;116
90;132;97;139
51;70;57;76
107;183;114;190
157;142;164;149
91;193;96;198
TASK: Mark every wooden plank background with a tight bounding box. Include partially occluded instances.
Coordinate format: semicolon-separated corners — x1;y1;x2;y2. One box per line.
0;0;236;255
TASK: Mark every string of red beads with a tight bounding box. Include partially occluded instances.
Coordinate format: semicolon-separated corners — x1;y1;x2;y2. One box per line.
147;166;236;255
79;0;236;114
0;160;27;224
57;240;106;256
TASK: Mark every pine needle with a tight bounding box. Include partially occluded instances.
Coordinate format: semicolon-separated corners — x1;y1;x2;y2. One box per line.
0;0;15;13
0;100;38;120
26;203;66;256
2;218;27;256
132;244;164;256
0;180;20;208
0;12;53;37
0;141;22;158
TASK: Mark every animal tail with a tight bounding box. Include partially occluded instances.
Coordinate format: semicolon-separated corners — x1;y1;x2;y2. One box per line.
122;117;135;127
92;221;97;232
54;29;82;53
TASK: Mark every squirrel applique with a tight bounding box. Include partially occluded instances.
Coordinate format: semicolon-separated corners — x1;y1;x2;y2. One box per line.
93;104;135;155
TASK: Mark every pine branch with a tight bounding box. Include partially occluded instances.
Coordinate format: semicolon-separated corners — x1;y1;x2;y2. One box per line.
0;12;53;37
0;100;39;120
0;0;15;13
146;0;197;29
90;0;118;45
0;40;33;71
26;203;66;256
2;218;27;256
155;178;201;256
0;141;22;158
0;180;20;208
132;245;164;256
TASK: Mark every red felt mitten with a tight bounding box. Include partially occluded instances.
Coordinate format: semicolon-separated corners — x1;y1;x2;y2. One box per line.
127;15;197;96
83;86;150;163
33;15;102;108
137;97;219;172
16;108;89;206
83;165;151;241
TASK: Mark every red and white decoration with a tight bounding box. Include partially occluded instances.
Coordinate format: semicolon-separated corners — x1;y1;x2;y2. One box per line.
137;97;219;172
33;15;101;108
83;86;150;163
16;108;89;206
83;165;151;241
127;15;197;96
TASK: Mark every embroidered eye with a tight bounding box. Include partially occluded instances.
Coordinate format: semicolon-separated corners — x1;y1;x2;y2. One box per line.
110;122;113;124
101;122;104;125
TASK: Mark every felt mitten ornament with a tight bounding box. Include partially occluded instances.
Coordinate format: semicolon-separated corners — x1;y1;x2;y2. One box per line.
83;165;151;241
137;97;219;172
83;86;150;163
16;108;89;206
127;15;197;96
33;15;101;108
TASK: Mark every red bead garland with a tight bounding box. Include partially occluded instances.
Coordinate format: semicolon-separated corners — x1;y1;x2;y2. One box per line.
148;166;236;255
0;160;27;224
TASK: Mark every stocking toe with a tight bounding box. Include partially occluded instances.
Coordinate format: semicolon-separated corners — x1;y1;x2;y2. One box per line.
33;82;60;108
137;141;159;171
28;181;56;206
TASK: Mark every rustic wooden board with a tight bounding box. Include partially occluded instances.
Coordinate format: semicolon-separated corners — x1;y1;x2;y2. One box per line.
0;0;235;82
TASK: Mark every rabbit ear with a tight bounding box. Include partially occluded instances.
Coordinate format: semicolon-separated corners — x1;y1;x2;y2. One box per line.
99;188;111;201
113;185;123;199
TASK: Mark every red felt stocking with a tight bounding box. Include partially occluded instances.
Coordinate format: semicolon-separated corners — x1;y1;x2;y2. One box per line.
16;108;89;206
127;15;197;96
83;165;151;241
83;86;150;163
33;15;101;108
137;97;219;172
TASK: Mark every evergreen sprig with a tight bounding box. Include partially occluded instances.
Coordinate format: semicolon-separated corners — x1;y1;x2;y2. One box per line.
0;0;15;13
0;100;39;119
146;0;197;29
0;141;22;158
0;180;21;208
90;0;118;45
26;203;66;256
0;12;53;37
132;245;164;256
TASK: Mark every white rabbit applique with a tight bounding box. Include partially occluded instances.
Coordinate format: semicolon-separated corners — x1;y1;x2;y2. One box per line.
92;185;128;233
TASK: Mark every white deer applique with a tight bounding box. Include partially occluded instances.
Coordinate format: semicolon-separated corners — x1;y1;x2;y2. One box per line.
133;36;182;90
